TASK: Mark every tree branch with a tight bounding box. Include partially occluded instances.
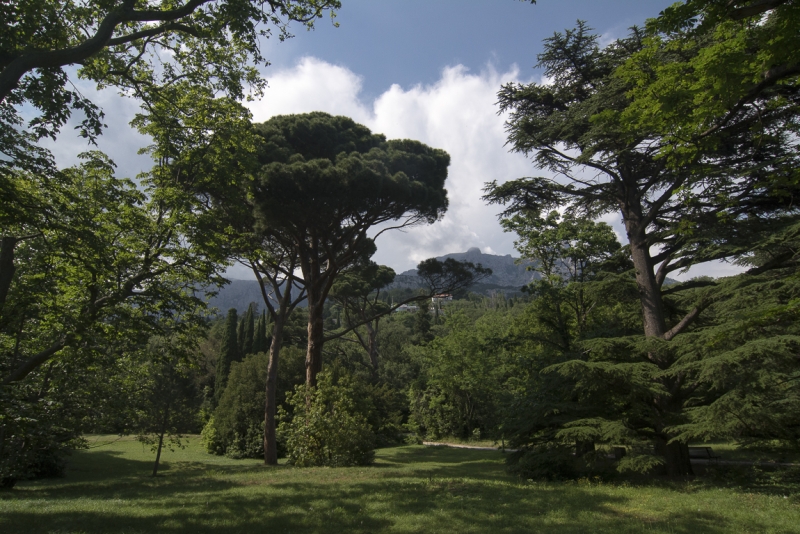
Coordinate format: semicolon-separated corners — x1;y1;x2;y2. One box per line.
2;336;70;385
0;0;211;101
663;298;712;341
728;0;790;20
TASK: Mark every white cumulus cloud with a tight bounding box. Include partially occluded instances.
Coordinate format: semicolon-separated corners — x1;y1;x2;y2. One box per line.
245;58;533;274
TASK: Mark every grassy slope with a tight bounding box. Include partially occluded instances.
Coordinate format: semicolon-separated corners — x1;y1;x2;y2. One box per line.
0;435;798;533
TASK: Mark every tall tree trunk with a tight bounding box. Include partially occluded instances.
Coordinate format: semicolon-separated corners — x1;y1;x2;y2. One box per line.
0;236;18;314
365;321;379;381
152;402;170;477
263;314;285;465
655;434;694;477
624;208;692;476
305;301;324;387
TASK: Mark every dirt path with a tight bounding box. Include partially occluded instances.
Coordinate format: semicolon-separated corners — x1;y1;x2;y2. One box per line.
422;441;517;452
690;458;800;468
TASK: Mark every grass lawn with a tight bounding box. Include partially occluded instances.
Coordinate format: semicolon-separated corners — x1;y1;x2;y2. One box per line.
1;436;799;533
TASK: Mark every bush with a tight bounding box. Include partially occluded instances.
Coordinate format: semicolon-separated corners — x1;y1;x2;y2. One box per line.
0;388;81;488
200;416;224;455
207;347;305;458
279;371;375;467
208;352;268;458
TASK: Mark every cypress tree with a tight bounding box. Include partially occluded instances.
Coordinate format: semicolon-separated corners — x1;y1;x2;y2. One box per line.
243;304;255;356
413;303;432;344
237;313;246;358
215;308;239;404
253;311;268;354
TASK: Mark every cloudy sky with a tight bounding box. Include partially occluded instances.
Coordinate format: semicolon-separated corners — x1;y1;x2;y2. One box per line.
45;0;744;280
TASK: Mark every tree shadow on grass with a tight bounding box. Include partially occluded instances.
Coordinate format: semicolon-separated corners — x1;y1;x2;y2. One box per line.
0;446;789;534
8;450;258;502
0;476;745;534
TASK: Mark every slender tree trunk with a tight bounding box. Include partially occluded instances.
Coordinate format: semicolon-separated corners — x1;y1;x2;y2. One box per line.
302;236;325;388
365;321;379;381
152;403;170;477
263;315;285;465
0;236;18;313
305;301;324;387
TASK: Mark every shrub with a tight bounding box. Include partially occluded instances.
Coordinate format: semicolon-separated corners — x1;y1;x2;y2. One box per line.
207;347;305;458
279;371;375;467
0;389;81;488
208;352;268;458
200;416;224;455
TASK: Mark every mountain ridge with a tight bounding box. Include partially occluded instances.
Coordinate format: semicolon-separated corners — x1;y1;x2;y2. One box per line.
392;247;539;292
209;248;538;314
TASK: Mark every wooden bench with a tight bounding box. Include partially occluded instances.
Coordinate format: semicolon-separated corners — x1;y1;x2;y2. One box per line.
689;446;721;462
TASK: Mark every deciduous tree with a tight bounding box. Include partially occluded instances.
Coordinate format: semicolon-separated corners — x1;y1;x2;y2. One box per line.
0;0;339;180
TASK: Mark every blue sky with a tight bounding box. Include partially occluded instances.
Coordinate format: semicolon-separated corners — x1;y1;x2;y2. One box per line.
265;0;674;100
47;0;743;280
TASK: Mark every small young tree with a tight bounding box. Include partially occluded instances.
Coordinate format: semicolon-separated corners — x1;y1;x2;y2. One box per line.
135;336;200;477
278;370;375;467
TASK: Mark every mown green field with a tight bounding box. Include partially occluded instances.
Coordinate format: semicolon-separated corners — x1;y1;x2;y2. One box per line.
1;436;799;533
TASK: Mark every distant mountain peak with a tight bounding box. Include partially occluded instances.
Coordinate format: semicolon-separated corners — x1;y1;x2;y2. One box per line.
396;249;539;293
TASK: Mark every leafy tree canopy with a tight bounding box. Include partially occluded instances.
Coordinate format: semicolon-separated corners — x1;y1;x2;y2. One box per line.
0;0;339;178
616;0;800;162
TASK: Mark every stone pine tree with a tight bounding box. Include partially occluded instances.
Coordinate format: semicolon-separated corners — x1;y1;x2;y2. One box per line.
214;309;239;404
484;21;799;476
250;112;450;388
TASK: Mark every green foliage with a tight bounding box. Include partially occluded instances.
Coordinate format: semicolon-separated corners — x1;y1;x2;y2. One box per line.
408;311;518;441
214;309;240;404
0;380;84;487
209;351;268;458
0;156;221;486
1;0;340;182
208;346;306;458
252;311;268;355
616;0;800;164
279;370;375;467
253;112;450;231
412;303;433;344
666;270;800;449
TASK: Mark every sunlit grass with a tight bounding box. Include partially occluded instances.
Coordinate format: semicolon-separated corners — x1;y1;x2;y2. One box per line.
1;435;798;533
